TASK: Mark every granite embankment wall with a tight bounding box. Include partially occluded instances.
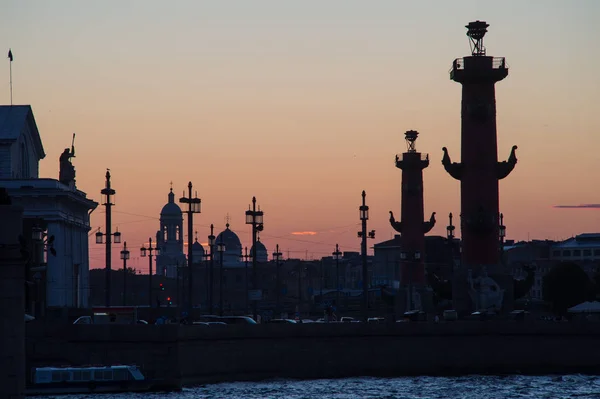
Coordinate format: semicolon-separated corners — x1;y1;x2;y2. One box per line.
26;322;600;389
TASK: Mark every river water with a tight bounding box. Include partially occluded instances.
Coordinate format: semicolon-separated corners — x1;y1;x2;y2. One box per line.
32;375;600;399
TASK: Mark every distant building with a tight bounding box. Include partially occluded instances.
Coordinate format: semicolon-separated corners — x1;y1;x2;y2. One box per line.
0;105;97;311
372;235;458;287
250;236;268;263
155;188;186;278
214;223;243;267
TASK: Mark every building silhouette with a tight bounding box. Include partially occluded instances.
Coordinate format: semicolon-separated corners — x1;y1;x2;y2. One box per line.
155;187;186;278
0;105;97;313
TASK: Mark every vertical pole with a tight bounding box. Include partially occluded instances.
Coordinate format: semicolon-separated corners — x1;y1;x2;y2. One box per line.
9;51;13;106
275;244;280;317
187;182;194;311
105;172;112;308
148;238;153;307
176;261;180;309
245;247;249;314
361;191;368;322
252;197;258;321
209;224;214;314
219;241;224;316
122;242;127;306
297;265;301;310
335;243;340;309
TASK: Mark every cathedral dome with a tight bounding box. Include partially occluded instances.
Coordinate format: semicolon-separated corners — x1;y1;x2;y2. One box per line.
192;240;204;251
161;188;182;217
215;224;242;252
192;239;205;263
251;237;268;262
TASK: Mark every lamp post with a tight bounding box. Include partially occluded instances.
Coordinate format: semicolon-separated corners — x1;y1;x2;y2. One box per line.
217;237;226;316
499;212;506;266
332;244;342;311
207;224;215;314
245;196;264;321
447;212;456;270
120;242;130;306
400;250;421;311
179;182;201;310
357;190;375;322
31;226;56;314
273;244;282;317
140;237;160;307
242;247;250;314
96;170;121;307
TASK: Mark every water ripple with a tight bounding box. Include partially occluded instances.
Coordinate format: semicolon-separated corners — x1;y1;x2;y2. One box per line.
30;375;600;399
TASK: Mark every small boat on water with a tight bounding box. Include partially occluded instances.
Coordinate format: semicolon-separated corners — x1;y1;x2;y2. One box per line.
26;365;153;395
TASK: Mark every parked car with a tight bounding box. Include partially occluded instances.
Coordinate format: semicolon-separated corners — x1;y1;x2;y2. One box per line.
269;319;297;324
218;316;257;325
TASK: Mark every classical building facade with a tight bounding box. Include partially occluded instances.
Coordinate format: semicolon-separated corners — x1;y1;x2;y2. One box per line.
0;105;97;311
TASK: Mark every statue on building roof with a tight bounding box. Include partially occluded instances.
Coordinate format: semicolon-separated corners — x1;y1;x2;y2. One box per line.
59;133;76;187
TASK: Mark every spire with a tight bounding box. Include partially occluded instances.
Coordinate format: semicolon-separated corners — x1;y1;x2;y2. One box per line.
168;186;175;203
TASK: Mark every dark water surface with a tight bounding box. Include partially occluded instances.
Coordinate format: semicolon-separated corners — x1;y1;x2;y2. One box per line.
32;375;600;399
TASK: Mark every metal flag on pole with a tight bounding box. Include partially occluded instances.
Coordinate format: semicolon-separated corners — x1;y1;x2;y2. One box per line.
7;49;13;105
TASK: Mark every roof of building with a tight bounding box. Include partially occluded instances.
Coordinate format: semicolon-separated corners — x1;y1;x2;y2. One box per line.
215;224;242;252
160;189;182;217
553;233;600;249
251;238;267;253
192;239;205;253
0;105;45;159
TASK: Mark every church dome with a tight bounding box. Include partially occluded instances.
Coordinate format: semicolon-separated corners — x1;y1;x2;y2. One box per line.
251;237;268;262
215;224;242;251
192;240;204;251
161;188;182;217
192;239;205;263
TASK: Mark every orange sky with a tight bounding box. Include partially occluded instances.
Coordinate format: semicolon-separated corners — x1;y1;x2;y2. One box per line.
1;1;599;271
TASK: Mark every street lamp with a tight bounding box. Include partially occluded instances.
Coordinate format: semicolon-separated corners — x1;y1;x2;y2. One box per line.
245;196;264;321
241;247;251;314
120;242;130;306
140;237;161;307
96;170;121;307
446;212;456;271
499;212;506;265
217;237;226;316
357;190;375;322
332;244;342;311
273;244;282;316
207;224;215;314
179;182;201;310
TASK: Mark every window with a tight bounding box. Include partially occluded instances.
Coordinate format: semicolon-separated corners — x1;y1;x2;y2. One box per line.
563;250;571;257
583;250;592;257
573;250;581;257
552;250;561;257
595;249;600;256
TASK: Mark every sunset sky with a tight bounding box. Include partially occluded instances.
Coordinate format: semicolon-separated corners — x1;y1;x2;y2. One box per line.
1;1;599;272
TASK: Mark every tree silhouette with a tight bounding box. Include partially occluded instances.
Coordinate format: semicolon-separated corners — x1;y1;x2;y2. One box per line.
543;262;593;315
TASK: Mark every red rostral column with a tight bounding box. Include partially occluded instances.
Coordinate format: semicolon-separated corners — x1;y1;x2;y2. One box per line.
442;21;517;269
390;130;436;286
